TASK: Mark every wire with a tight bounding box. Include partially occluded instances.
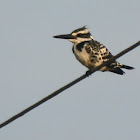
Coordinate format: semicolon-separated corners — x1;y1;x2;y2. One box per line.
0;41;140;129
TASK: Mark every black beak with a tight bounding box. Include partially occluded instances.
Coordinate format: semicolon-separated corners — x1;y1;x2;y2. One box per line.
53;34;76;39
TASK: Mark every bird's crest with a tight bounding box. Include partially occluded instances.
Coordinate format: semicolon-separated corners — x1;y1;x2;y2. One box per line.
71;26;87;34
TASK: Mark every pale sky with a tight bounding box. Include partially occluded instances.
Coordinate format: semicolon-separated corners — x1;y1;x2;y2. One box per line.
0;0;140;140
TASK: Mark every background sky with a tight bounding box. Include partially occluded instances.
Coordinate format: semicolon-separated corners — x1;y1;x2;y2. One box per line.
0;0;140;140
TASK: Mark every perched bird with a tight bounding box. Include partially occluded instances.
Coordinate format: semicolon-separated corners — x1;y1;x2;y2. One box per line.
54;26;134;75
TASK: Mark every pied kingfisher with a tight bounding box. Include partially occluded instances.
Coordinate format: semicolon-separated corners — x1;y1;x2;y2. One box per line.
54;26;134;75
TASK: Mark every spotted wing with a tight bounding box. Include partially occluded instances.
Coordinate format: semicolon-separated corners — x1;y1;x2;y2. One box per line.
85;40;112;63
85;40;124;74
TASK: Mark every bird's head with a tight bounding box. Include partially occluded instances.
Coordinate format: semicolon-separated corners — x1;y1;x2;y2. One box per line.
53;26;94;44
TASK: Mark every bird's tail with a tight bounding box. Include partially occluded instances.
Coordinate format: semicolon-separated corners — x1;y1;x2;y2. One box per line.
108;64;134;75
109;68;125;75
121;64;134;70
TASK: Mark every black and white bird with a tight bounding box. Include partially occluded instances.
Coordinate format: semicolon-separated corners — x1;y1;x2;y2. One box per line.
54;26;134;75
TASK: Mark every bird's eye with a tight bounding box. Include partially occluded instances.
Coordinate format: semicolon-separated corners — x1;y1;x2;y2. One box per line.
77;34;83;37
77;33;91;38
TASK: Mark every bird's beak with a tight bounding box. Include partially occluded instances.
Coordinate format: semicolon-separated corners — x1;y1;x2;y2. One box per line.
53;34;76;39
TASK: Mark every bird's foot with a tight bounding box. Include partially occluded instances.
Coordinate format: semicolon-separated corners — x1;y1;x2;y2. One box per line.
86;70;92;77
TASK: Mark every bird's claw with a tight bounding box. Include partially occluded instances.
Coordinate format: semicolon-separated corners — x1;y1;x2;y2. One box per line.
86;70;92;77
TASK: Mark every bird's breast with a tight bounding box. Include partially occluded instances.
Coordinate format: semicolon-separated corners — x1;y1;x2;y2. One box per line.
73;45;94;69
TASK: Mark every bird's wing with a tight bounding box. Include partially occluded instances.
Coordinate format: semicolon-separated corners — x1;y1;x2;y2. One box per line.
85;40;122;68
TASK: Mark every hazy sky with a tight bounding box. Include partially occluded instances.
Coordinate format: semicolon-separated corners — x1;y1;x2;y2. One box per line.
0;0;140;140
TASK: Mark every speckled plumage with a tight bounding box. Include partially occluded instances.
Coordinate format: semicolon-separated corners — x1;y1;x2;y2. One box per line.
54;26;134;75
73;40;124;73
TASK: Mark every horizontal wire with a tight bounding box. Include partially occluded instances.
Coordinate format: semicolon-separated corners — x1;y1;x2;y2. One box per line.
0;40;140;129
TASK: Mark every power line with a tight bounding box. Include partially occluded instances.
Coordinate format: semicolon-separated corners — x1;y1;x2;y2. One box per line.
0;41;140;129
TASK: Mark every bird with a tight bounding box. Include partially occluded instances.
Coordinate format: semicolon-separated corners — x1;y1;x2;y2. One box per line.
53;26;134;75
